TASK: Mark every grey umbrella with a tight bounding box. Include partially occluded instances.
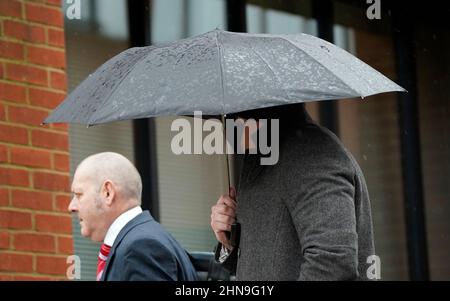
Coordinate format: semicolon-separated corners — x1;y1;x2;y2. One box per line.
43;29;405;126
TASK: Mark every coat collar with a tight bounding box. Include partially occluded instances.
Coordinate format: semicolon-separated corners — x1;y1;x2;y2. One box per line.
100;210;154;280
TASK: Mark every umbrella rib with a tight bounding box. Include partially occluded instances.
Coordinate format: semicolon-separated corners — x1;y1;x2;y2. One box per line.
215;30;226;115
281;37;363;98
246;41;292;102
299;37;373;96
87;47;153;125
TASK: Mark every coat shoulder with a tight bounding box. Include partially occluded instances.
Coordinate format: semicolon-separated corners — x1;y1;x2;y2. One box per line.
280;123;357;174
115;220;171;254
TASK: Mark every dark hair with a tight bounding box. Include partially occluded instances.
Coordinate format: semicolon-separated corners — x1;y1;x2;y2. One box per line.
231;103;312;132
226;103;313;155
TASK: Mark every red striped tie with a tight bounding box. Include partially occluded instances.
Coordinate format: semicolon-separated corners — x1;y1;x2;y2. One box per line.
96;243;111;281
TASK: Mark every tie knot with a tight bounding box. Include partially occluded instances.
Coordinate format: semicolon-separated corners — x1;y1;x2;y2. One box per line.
100;243;111;257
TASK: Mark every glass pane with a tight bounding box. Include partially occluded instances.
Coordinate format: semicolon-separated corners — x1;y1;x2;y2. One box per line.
151;0;228;252
416;25;450;280
64;0;132;281
334;2;408;280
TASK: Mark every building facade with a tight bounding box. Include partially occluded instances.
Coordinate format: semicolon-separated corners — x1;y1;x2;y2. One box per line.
0;0;449;281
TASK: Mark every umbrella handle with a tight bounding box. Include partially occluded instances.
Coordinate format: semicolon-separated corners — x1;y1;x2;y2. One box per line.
221;115;240;248
228;222;240;248
221;114;232;190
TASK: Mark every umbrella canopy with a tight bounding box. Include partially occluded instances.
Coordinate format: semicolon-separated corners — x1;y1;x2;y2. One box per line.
44;29;405;126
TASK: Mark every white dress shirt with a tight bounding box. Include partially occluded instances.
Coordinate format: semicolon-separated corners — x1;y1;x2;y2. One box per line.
104;206;143;247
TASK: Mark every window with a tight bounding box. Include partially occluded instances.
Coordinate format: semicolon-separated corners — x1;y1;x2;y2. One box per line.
151;0;228;252
64;0;132;281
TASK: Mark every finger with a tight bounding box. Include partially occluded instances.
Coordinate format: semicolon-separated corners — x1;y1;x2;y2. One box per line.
212;213;235;225
212;204;236;218
216;232;232;250
211;220;232;232
219;195;237;209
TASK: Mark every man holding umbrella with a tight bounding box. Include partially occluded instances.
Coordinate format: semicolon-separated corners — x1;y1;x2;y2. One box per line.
211;103;376;280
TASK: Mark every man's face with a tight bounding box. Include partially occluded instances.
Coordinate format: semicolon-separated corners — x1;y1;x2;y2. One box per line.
68;171;107;242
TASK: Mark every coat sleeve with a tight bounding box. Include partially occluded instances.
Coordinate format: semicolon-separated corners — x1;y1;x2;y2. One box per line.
283;152;359;281
214;242;238;274
122;238;178;281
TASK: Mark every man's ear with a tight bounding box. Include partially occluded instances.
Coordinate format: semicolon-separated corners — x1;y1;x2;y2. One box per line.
103;180;115;206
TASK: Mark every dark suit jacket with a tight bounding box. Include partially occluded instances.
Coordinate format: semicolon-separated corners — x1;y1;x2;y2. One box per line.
101;211;198;281
216;121;375;280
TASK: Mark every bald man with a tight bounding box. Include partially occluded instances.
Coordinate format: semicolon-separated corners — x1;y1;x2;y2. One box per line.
69;152;198;281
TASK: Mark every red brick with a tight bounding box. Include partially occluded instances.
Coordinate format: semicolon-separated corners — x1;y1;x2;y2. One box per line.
3;20;46;44
13;275;54;281
0;103;4;121
57;236;73;254
0;231;9;249
0;253;33;273
0;274;14;280
14;275;55;280
0;63;3;78
50;71;67;90
5;63;48;86
0;167;29;187
8;106;49;127
55;194;70;212
0;0;22;19
33;171;69;192
36;255;67;275
0;124;28;144
0;188;8;206
11;189;53;211
25;3;63;27
29;88;65;109
27;46;66;69
0;210;32;229
0;40;24;60
54;153;69;172
0;82;27;103
50;123;68;131
35;214;72;234
0;144;7;163
14;233;55;253
48;28;65;47
31;130;68;150
46;0;61;6
11;146;52;168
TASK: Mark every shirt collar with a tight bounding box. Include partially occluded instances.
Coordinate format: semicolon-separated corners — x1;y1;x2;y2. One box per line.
104;206;142;246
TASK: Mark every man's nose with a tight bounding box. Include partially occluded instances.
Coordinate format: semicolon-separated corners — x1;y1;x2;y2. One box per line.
68;197;78;212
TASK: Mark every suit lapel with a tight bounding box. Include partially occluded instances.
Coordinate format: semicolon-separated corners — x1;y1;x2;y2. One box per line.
100;211;154;280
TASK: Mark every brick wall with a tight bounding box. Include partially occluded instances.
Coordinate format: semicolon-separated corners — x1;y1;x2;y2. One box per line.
0;0;72;280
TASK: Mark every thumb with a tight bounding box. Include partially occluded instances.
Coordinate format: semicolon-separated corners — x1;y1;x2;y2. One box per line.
217;232;232;250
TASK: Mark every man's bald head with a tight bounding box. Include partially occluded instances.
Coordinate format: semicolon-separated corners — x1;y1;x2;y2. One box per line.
74;152;142;205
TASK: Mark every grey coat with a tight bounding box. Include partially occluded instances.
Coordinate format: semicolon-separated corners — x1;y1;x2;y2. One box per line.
217;120;375;281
